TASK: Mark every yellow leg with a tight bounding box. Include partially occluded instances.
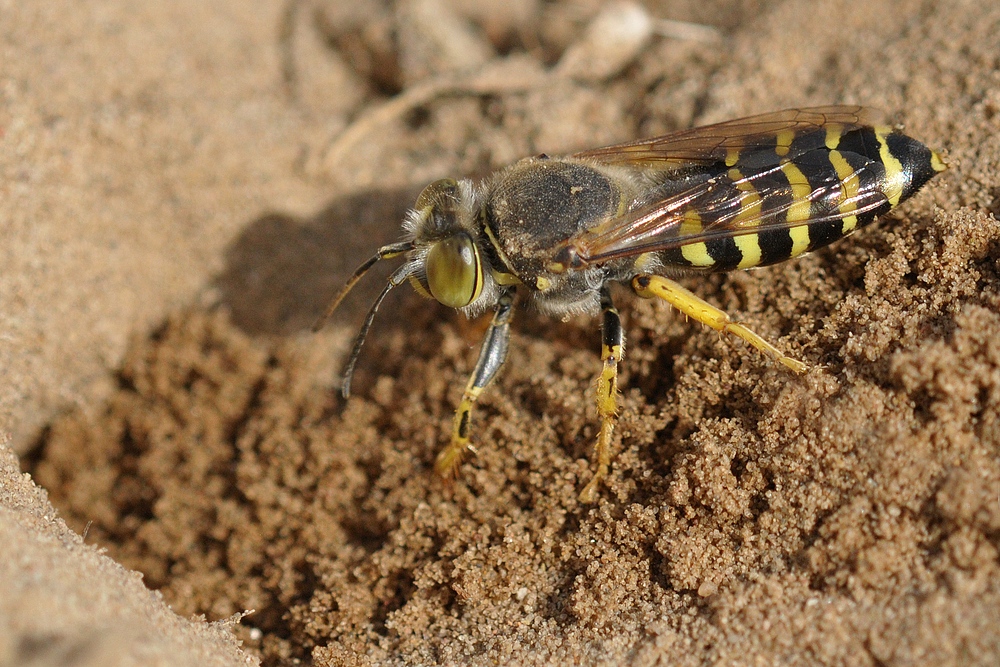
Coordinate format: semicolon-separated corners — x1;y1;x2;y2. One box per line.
436;380;484;478
579;288;624;503
435;292;513;478
631;274;807;374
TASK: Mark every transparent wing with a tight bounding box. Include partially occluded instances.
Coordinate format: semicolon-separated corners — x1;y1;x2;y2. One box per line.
558;145;891;266
572;105;874;170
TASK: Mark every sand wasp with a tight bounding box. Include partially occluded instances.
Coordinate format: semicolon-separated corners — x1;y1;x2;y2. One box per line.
316;106;945;501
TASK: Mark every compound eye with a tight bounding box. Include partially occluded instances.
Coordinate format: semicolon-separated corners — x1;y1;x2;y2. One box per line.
425;233;483;308
415;178;459;211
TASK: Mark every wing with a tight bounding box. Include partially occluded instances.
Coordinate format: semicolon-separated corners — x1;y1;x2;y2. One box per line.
556;107;894;268
572;105;875;170
556;159;892;267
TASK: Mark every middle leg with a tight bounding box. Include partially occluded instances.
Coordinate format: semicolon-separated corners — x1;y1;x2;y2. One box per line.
579;285;624;503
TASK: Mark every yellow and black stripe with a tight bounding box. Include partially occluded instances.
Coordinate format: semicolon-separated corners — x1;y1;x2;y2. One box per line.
659;125;946;272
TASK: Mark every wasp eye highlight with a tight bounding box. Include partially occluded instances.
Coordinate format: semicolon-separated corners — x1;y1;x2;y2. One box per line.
426;234;483;308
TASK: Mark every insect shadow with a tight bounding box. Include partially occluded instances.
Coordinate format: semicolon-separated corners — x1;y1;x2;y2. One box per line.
215;186;424;337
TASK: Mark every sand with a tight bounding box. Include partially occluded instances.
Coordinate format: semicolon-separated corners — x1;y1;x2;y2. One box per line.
4;0;1000;665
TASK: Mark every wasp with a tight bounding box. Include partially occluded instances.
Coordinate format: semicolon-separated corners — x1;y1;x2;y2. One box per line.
316;106;946;502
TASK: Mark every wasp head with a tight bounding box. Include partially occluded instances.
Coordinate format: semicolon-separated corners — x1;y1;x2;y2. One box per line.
406;178;491;310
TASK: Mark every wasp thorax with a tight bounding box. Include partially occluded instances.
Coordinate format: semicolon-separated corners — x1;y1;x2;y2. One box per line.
426;233;483;308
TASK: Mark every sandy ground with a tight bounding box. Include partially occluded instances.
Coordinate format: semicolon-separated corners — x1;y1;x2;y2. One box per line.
4;0;1000;665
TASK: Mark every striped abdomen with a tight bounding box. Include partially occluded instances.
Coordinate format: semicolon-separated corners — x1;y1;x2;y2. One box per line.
659;125;947;272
